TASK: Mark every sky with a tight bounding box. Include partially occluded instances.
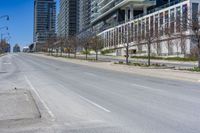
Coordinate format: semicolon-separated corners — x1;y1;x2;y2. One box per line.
0;0;59;48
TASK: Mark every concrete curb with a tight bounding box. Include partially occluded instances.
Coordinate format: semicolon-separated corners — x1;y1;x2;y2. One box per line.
30;53;200;83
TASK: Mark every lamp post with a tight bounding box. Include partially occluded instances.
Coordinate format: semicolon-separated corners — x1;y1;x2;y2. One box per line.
1;33;10;42
0;26;8;31
0;15;9;21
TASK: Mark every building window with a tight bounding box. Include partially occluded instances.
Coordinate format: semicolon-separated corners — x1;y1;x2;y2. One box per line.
146;18;149;38
138;20;141;42
150;16;154;37
155;14;159;37
142;19;145;40
131;22;134;42
160;12;164;36
182;4;188;31
135;22;138;42
170;9;175;34
192;3;199;22
119;27;122;44
176;6;181;33
164;10;169;35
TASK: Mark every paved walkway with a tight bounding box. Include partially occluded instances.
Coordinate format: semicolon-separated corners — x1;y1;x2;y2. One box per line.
33;53;200;83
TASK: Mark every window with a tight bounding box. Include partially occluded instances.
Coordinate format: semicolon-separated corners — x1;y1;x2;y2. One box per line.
165;11;169;35
150;16;154;37
138;20;141;41
176;6;181;32
192;3;199;22
182;4;188;31
135;22;138;42
155;14;159;37
146;18;149;38
142;19;145;40
170;9;175;34
160;12;164;36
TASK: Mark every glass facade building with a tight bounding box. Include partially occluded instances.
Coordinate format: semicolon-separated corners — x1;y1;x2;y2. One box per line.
57;0;79;38
33;0;56;44
98;0;200;56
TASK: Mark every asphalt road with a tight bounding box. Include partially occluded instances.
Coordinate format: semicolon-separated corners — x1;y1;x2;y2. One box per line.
0;53;200;133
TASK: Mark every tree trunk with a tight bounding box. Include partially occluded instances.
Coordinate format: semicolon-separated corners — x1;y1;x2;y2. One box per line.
68;51;70;58
85;47;88;60
96;50;98;61
148;42;151;66
74;49;77;58
126;44;129;65
198;48;200;68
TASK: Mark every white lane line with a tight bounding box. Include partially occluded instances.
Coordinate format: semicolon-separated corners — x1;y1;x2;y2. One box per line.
58;84;111;113
24;75;55;120
84;72;97;77
131;83;153;90
3;62;11;65
78;95;111;113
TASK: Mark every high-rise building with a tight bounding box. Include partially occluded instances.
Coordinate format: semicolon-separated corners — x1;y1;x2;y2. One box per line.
57;0;79;38
33;0;56;45
90;0;156;32
98;0;200;57
79;0;91;33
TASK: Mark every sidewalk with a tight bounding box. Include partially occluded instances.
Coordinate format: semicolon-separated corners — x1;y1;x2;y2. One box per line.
47;52;197;68
32;53;200;83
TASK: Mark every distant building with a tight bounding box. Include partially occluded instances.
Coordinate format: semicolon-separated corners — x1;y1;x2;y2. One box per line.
33;0;56;50
22;46;30;52
13;44;21;53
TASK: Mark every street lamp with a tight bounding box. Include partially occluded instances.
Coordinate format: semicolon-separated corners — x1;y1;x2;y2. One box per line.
0;26;8;31
1;33;10;41
0;15;9;21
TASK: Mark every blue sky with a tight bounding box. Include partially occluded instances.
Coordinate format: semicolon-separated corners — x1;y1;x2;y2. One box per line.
0;0;59;48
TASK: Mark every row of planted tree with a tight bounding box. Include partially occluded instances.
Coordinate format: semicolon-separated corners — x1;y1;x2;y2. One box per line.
0;40;9;54
39;14;200;68
38;33;104;61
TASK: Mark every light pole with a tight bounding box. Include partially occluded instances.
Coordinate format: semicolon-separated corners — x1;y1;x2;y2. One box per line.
0;15;9;21
0;26;8;31
1;33;10;40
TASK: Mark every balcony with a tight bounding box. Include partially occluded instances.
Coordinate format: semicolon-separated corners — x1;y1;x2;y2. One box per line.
91;0;156;24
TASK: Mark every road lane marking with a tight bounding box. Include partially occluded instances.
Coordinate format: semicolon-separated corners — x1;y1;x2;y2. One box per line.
131;83;153;90
24;75;55;120
3;62;11;65
78;95;111;113
58;84;111;113
84;72;97;77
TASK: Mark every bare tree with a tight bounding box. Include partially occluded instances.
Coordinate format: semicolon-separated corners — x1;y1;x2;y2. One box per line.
79;31;93;60
117;23;133;65
0;39;8;54
45;35;57;56
89;35;104;61
187;12;200;68
143;18;157;66
68;36;78;58
56;36;65;56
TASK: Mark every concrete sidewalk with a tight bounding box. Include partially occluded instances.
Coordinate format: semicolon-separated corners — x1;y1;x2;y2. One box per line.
32;53;200;83
42;52;198;68
0;89;40;124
